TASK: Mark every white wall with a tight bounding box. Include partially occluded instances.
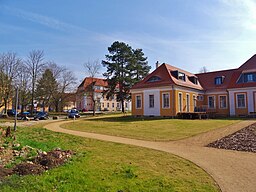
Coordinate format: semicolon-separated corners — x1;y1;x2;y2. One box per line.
228;88;256;116
143;89;160;116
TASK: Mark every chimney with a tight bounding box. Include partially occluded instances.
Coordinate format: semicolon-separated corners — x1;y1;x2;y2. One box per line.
156;61;160;69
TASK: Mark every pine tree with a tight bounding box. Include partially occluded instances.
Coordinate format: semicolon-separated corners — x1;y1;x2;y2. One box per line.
36;69;58;112
128;48;151;85
102;41;150;113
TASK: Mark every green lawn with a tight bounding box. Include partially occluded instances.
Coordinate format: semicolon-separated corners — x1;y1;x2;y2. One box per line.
0;125;220;192
61;115;240;141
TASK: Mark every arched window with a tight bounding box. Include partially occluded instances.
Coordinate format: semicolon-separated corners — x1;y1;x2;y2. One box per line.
147;76;161;82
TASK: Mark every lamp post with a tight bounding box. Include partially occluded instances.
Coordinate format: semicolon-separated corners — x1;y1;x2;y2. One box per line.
14;87;18;131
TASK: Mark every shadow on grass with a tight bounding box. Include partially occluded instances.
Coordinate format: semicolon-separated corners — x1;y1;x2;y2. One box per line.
85;115;171;123
84;115;248;123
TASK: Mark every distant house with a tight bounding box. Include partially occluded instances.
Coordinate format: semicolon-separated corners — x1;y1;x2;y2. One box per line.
76;77;131;112
62;93;76;111
131;55;256;117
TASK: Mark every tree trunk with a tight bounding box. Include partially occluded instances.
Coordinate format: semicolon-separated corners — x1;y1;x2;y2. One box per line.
92;99;95;116
4;98;7;115
121;99;125;113
31;91;34;114
21;104;25;113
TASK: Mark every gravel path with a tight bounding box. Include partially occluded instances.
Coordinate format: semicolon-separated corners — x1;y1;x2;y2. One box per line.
207;124;256;153
44;120;256;192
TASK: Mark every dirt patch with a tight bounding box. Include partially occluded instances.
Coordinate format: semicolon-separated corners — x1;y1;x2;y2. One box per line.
207;123;256;153
0;149;74;179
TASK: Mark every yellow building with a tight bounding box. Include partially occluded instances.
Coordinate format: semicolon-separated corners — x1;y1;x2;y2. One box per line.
131;55;256;117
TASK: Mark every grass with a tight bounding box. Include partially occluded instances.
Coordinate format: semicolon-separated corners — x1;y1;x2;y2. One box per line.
0;124;220;192
61;114;240;141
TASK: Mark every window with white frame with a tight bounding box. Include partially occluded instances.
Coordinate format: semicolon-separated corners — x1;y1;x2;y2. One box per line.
208;96;215;109
193;95;196;108
219;95;227;109
178;72;186;81
215;77;223;85
197;95;204;101
136;95;142;109
162;93;170;108
178;93;182;112
236;94;246;108
112;103;114;108
149;95;154;108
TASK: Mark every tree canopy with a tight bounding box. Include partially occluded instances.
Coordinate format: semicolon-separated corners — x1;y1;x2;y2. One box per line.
102;41;150;113
36;69;58;111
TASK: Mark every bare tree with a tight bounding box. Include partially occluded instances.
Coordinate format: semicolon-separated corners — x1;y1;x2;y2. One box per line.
47;61;65;79
0;52;22;115
84;59;101;116
56;69;77;112
26;50;45;114
46;63;77;112
199;66;209;73
16;63;31;113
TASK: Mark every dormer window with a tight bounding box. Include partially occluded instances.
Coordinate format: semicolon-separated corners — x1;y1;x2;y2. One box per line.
237;73;256;83
215;76;224;85
178;72;185;81
244;73;256;82
188;76;198;84
147;76;161;82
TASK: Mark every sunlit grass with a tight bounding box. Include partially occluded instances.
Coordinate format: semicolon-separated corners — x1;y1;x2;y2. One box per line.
0;125;220;192
61;114;240;141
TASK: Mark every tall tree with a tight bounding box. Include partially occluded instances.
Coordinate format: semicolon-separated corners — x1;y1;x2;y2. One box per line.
128;48;151;85
84;59;101;116
16;63;31;113
26;50;45;114
0;52;22;115
102;41;149;113
36;69;58;112
46;62;76;112
55;69;77;112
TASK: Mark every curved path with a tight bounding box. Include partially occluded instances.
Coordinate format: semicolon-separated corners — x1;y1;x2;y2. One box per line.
44;120;256;192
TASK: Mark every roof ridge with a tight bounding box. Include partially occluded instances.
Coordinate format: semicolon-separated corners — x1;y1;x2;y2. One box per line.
196;68;237;75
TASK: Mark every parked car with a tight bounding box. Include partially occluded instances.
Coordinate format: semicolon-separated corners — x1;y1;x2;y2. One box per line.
68;109;80;118
7;109;18;116
34;111;49;120
17;111;30;120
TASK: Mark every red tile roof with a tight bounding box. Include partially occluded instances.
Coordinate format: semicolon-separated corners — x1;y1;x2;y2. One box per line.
132;54;256;91
132;63;203;90
78;77;108;88
196;69;235;92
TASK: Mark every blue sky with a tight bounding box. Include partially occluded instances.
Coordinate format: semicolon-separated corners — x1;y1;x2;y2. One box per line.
1;0;256;82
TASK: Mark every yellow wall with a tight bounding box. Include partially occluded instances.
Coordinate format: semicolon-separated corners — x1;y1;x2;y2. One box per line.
174;90;199;114
204;94;229;115
160;90;175;116
131;93;144;116
234;92;248;116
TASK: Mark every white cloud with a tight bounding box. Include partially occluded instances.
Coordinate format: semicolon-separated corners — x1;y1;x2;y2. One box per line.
0;5;88;33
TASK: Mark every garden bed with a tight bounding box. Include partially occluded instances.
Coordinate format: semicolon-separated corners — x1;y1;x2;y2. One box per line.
207;123;256;153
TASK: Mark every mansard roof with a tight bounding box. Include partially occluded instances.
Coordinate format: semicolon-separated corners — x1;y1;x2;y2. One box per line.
132;63;203;90
132;54;256;91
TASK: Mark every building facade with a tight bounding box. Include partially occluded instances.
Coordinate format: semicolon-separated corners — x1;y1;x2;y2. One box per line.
76;77;131;112
131;55;256;117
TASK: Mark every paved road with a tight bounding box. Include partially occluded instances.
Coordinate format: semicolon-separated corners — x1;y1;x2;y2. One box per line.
44;120;256;192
